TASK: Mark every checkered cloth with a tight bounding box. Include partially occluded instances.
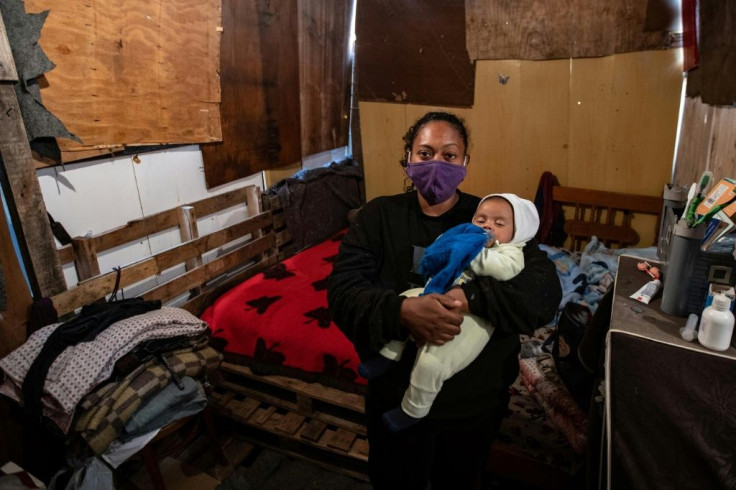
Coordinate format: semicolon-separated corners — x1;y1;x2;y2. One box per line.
74;343;222;455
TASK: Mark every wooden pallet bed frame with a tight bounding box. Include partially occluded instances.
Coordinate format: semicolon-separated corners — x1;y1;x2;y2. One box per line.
50;184;373;479
49;183;663;485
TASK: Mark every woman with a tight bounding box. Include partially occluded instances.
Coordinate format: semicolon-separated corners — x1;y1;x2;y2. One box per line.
327;111;561;489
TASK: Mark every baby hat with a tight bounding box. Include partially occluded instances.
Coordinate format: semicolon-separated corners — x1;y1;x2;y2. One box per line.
478;193;540;244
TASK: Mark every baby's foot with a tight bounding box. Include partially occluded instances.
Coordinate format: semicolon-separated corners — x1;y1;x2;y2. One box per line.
358;356;394;379
382;407;421;432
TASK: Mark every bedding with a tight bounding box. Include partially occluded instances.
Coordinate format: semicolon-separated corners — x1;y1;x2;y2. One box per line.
542;236;657;314
204;230;366;392
508;238;659;463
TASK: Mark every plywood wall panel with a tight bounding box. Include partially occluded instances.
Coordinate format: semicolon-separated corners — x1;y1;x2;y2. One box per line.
516;60;570;196
608;52;681;195
265;162;302;189
566;57;615;189
359;103;413;200
361;50;683;244
27;0;222;158
467;60;525;196
569;51;681;196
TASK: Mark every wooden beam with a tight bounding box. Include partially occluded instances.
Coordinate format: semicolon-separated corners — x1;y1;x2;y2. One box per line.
0;10;18;82
71;237;100;282
85;185;253;254
0;179;32;357
0;10;65;297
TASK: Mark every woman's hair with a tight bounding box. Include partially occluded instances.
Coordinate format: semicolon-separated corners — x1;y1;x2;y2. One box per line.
400;112;470;167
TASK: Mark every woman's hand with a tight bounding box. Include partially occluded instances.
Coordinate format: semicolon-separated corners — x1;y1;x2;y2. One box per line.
399;293;463;345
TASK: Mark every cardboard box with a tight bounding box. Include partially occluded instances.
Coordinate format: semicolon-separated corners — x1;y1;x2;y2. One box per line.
696;177;736;218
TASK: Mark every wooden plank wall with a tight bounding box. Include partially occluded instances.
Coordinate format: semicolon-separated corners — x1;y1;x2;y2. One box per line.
356;0;474;107
26;0;222;160
685;1;736;106
360;49;683;248
673;96;736;188
201;0;301;188
202;0;354;189
299;0;352;156
465;0;675;61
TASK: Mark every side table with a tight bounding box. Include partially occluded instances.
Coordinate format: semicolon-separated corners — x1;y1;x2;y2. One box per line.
605;255;736;489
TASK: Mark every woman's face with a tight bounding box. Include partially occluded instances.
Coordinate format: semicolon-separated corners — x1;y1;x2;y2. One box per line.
408;121;467;166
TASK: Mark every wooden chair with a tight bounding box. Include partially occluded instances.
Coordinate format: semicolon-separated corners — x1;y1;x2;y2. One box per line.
552;186;662;252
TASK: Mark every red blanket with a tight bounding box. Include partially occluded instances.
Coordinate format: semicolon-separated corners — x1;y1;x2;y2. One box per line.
203;231;366;391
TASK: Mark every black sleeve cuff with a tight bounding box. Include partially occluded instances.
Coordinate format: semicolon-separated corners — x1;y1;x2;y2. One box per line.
462;281;486;319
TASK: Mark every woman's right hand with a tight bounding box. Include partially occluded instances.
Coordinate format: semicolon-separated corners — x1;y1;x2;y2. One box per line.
399;294;463;345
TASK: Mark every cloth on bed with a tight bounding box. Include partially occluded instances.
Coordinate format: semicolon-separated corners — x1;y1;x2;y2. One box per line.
541;237;657;314
520;351;588;454
205;230;366;391
497;369;584;475
270;160;363;251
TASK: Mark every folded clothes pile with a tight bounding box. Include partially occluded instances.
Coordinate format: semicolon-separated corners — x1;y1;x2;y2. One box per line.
0;301;221;459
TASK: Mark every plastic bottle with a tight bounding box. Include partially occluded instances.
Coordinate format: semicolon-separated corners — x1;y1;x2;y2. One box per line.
680;313;698;342
698;293;735;352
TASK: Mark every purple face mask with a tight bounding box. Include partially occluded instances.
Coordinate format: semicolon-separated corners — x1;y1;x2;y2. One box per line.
406;160;467;205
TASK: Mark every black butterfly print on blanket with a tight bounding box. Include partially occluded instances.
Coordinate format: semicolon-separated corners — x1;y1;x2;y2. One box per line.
323;354;357;382
311;276;329;291
246;295;282;314
263;263;295;280
304;306;331;328
254;337;286;366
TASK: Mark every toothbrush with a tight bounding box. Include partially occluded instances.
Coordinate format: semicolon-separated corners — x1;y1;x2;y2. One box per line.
681;182;697;224
686;170;714;226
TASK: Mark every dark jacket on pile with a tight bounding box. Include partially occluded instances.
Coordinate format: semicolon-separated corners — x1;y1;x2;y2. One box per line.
23;299;162;420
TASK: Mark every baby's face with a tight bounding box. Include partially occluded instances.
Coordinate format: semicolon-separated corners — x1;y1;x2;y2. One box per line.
473;197;515;244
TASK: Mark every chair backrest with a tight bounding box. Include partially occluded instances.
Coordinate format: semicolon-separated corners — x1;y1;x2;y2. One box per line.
552;186;662;252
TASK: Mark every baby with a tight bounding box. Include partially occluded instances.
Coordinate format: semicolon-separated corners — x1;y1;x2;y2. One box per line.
359;193;540;431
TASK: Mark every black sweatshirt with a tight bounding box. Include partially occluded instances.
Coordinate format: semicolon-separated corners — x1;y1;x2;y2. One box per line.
327;190;561;419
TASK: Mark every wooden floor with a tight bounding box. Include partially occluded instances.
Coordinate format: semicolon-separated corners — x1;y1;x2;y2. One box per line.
114;428;544;490
114;425;372;490
113;362;575;490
